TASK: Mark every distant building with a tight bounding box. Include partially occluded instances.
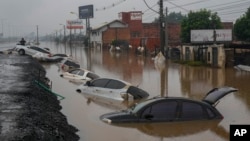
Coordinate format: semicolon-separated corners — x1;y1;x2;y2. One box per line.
90;20;128;48
90;10;234;55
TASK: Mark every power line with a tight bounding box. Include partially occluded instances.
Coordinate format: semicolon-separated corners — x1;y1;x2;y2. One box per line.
164;0;249;22
210;1;250;12
95;0;127;11
143;0;159;14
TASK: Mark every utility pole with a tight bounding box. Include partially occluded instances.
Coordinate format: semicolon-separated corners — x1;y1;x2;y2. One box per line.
159;0;165;56
63;25;66;43
86;18;90;47
1;19;5;38
165;7;168;58
36;25;39;45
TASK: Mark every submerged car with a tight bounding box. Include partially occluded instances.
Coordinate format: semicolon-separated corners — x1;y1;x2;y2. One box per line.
15;45;52;60
60;68;100;83
42;53;70;62
76;78;149;101
60;58;80;71
100;86;238;124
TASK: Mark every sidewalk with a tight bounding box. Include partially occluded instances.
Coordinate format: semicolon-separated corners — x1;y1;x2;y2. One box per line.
0;54;79;141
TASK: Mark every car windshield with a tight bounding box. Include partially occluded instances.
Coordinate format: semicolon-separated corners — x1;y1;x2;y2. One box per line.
30;46;50;54
129;99;158;113
69;69;79;74
86;72;100;80
64;60;80;68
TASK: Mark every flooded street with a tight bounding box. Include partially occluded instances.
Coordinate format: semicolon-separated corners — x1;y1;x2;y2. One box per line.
42;42;250;141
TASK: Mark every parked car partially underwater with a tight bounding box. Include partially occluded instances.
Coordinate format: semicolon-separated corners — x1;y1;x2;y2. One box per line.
100;86;238;124
60;58;80;71
15;44;69;62
42;53;70;62
60;68;100;83
15;45;52;60
76;78;149;101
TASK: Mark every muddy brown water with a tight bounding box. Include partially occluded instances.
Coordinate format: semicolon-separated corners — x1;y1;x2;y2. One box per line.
41;42;250;141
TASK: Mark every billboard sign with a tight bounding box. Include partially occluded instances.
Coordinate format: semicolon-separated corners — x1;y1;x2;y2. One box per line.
191;29;232;43
130;12;142;20
79;5;94;19
66;20;84;29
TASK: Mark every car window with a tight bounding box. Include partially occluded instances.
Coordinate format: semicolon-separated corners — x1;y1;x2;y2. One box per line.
86;72;99;80
64;60;80;68
30;46;39;51
78;70;85;76
141;101;178;120
105;80;126;89
181;101;205;120
127;86;149;99
91;79;110;88
30;46;49;54
69;69;79;75
206;107;216;118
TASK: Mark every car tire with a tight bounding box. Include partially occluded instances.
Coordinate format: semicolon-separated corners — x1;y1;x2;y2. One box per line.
18;49;25;55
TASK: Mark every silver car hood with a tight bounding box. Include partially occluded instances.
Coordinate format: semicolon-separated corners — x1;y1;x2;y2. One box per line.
202;86;238;106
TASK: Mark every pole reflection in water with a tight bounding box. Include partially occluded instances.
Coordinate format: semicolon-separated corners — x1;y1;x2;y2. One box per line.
155;60;168;97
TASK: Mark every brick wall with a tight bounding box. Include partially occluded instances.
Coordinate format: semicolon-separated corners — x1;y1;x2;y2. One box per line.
142;23;160;38
102;28;130;45
167;23;181;46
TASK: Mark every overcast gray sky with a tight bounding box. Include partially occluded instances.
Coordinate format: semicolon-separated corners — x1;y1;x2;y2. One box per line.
0;0;249;37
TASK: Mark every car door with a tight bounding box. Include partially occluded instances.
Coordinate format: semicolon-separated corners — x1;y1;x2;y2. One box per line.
139;100;178;122
179;101;207;121
67;69;79;79
88;79;110;97
104;80;127;100
77;70;85;80
26;46;38;55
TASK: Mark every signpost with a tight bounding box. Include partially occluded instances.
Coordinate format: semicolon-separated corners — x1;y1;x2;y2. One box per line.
66;20;84;29
78;5;94;48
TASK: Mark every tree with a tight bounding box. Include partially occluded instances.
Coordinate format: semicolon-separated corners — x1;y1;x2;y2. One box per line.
167;12;184;23
234;7;250;42
181;9;222;43
152;11;184;23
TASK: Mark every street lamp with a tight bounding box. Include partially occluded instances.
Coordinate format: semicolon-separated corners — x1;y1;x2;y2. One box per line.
70;11;78;17
1;19;7;38
59;24;66;43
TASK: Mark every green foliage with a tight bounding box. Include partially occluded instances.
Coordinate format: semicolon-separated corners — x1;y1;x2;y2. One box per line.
181;9;222;43
167;12;185;23
234;7;250;41
152;11;184;23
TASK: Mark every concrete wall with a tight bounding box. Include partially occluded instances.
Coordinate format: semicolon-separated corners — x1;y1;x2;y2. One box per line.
207;44;225;68
181;44;226;68
181;45;195;61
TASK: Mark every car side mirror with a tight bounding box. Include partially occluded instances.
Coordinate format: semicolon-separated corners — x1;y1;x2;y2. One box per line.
85;81;91;86
144;114;154;120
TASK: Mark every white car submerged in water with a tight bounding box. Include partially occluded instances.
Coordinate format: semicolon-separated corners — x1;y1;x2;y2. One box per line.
60;68;100;83
76;78;149;101
15;45;69;62
15;45;52;60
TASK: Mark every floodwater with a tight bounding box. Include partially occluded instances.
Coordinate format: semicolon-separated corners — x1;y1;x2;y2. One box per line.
40;42;250;141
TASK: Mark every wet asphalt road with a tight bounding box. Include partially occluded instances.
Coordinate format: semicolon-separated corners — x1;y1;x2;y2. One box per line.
0;45;79;141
